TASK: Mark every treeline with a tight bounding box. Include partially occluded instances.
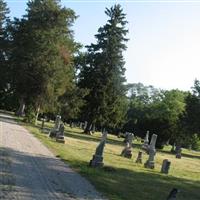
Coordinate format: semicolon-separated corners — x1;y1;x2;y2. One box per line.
0;0;199;149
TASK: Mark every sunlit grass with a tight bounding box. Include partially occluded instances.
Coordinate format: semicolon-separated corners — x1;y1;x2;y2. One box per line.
24;120;200;200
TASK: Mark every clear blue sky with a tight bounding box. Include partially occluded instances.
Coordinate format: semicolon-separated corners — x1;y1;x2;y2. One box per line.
5;0;200;91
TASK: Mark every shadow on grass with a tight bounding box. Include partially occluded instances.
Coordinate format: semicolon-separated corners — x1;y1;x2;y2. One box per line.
159;149;200;160
65;129;142;149
0;114;18;125
59;157;200;200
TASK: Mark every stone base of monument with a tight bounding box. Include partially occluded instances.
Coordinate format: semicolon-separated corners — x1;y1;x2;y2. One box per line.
144;160;155;169
89;155;104;167
121;147;132;159
176;153;181;159
142;143;148;149
142;144;149;154
135;151;143;163
56;136;65;143
49;129;58;138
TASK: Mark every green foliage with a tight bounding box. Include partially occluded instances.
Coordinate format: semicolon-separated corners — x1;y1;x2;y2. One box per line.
0;0;11;109
125;83;187;148
78;4;129;129
181;80;200;137
59;86;89;121
10;0;78;115
23;105;36;123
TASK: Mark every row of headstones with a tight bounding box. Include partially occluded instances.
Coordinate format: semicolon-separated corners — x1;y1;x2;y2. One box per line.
70;121;96;135
42;116;95;142
44;116;179;199
45;116;179;174
89;131;180;199
89;130;172;175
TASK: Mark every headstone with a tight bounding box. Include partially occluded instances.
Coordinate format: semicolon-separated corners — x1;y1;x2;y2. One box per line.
49;115;61;138
121;133;134;159
84;121;88;130
56;123;65;143
117;132;121;138
70;121;74;128
55;115;61;129
144;134;157;169
142;130;149;152
92;124;95;133
135;151;143;163
89;130;107;167
123;132;129;143
79;122;82;129
166;188;179;200
87;124;93;135
161;159;171;174
175;145;182;159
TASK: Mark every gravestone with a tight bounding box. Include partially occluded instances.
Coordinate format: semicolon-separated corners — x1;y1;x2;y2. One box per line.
87;124;93;135
92;124;95;133
142;130;149;152
161;159;171;174
121;133;134;159
70;121;74;128
56;123;65;143
89;130;107;167
166;188;179;200
144;134;157;169
123;132;129;143
49;115;61;138
135;151;143;163
79;122;83;129
175;145;182;159
84;121;88;130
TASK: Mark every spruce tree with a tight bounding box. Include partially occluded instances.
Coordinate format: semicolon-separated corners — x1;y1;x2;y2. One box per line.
78;4;129;132
10;0;77;118
0;0;10;108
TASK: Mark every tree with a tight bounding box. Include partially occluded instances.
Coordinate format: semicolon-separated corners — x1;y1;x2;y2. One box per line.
0;0;11;109
124;84;187;148
10;0;78;119
181;80;200;137
78;4;129;132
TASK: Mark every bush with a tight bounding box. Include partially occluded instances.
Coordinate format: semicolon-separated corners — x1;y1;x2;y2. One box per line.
23;106;36;124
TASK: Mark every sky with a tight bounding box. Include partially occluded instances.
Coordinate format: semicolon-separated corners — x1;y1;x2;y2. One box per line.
5;0;200;91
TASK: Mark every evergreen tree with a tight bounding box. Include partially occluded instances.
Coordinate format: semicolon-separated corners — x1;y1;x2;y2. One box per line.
181;79;200;137
78;4;129;132
0;0;10;109
10;0;78;119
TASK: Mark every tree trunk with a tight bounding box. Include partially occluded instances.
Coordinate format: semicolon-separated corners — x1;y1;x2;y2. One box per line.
35;105;40;125
16;97;25;116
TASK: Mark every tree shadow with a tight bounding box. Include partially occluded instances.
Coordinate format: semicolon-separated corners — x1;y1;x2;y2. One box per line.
0;147;106;200
159;149;200;160
0;114;18;125
57;157;200;200
65;129;142;149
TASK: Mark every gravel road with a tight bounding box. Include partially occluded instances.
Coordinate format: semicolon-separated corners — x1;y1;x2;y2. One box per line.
0;113;106;200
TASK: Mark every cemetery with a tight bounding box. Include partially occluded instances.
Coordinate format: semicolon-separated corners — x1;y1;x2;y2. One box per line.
21;118;200;200
0;0;200;199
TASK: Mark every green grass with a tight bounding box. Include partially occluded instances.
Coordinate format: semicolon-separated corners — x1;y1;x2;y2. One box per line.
23;120;200;200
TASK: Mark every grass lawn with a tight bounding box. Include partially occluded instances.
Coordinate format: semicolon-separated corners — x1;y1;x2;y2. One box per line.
22;120;200;200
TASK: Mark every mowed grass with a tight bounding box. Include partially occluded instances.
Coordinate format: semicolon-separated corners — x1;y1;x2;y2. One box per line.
24;121;200;200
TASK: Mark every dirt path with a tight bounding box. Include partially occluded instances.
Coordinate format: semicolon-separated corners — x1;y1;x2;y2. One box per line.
0;113;106;200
